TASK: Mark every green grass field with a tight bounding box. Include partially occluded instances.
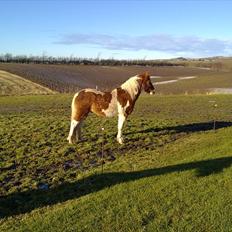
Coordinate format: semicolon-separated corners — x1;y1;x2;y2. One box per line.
1;94;232;231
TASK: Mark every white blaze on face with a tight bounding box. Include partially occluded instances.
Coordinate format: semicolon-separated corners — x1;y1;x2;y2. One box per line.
121;76;141;100
102;89;118;117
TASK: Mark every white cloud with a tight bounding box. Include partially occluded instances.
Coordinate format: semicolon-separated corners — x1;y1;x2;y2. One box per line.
55;33;232;57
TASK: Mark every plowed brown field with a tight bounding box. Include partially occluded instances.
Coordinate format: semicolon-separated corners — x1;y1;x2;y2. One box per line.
0;63;212;93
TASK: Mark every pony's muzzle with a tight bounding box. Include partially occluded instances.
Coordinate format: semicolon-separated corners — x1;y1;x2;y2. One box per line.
150;90;155;95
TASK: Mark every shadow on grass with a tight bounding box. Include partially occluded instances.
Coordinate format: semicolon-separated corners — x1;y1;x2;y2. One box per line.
1;156;232;219
126;121;232;136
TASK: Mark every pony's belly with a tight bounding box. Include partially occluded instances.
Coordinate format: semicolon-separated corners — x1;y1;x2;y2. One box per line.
101;90;118;117
102;104;117;117
90;100;117;117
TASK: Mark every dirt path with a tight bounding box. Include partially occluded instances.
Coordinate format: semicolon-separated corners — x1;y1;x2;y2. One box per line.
155;76;197;85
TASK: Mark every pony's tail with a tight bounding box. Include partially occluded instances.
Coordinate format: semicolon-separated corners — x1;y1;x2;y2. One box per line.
71;92;80;120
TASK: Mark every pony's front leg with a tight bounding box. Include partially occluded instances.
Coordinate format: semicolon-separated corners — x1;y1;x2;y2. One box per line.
117;114;126;144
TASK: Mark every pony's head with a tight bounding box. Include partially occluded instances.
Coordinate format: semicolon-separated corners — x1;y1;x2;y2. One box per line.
139;72;155;95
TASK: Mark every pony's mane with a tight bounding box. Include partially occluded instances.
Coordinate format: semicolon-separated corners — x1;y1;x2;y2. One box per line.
120;75;141;100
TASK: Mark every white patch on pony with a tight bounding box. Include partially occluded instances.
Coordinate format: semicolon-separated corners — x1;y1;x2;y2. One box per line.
102;89;117;117
116;100;130;144
124;100;130;111
117;100;130;115
84;88;104;95
121;75;141;100
67;120;79;143
117;113;126;144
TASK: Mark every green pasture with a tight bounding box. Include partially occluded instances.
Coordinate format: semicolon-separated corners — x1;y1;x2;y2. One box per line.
1;94;232;231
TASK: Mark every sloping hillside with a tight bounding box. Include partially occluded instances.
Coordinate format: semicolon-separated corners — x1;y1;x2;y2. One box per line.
0;70;55;96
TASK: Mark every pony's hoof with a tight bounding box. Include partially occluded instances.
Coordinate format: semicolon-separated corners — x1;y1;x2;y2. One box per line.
117;137;124;145
67;137;75;144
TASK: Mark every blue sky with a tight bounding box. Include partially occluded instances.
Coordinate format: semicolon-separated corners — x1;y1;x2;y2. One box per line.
1;0;232;59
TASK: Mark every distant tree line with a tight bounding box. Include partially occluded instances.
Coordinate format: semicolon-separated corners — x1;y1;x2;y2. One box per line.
0;53;182;67
0;53;227;71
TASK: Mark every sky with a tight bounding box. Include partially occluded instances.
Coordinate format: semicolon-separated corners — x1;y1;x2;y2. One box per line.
1;0;232;59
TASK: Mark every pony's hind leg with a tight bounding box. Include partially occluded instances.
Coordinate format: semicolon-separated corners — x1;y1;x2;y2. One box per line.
67;120;80;144
76;120;83;141
68;91;90;144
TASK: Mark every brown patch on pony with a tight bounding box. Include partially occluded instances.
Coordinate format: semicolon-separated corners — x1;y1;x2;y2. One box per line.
117;87;136;116
90;91;112;116
117;87;131;107
72;90;113;120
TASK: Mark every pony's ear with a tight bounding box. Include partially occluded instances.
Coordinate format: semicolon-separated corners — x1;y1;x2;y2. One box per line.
139;72;149;79
145;71;149;77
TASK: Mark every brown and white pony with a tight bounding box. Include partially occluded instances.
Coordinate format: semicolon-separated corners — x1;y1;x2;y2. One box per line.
67;72;155;144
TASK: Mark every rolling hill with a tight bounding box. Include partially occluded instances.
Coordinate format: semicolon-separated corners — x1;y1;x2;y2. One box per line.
0;70;55;96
